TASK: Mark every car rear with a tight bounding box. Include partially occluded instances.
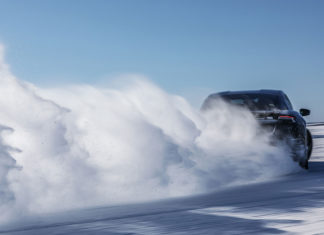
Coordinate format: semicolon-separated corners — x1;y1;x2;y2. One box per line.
201;90;311;168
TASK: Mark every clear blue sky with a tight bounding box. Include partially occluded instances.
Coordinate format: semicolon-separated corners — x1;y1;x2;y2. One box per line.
0;0;323;120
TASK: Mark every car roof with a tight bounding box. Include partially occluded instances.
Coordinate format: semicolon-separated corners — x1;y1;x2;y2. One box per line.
215;89;285;96
201;89;290;111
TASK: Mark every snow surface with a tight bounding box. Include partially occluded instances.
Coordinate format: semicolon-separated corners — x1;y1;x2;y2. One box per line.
0;125;323;234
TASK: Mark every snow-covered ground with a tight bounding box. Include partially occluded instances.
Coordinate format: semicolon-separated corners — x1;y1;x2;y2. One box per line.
0;125;323;234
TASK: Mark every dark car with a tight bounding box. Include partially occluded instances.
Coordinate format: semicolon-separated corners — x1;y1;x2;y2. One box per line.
201;90;312;169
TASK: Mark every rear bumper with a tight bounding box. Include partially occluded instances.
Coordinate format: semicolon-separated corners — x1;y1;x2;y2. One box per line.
258;119;301;139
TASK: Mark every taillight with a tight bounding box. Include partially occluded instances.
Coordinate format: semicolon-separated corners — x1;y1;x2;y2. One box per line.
278;115;295;121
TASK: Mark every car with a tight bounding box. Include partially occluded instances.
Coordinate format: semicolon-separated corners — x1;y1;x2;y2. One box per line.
201;89;313;169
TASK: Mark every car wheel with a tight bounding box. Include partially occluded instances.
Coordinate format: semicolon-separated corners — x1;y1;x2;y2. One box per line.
294;138;308;170
307;129;313;160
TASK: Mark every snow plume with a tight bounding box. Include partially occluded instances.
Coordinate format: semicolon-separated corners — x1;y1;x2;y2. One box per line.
0;47;298;223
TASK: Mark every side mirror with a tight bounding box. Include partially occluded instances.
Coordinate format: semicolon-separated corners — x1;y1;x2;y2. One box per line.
300;108;310;116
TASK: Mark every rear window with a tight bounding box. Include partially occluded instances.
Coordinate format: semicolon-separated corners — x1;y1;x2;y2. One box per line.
204;93;288;111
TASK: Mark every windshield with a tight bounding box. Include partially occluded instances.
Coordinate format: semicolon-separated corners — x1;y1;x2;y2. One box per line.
219;93;287;111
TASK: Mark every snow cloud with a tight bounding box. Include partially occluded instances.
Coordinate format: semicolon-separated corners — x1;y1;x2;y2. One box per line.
0;46;298;223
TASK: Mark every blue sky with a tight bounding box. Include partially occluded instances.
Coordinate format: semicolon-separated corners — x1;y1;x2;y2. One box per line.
0;0;323;120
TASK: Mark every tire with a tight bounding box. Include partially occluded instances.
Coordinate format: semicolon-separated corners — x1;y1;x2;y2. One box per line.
294;137;308;170
307;129;313;160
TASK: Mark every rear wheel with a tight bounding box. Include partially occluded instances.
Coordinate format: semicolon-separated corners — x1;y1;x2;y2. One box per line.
307;129;313;160
293;137;308;170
